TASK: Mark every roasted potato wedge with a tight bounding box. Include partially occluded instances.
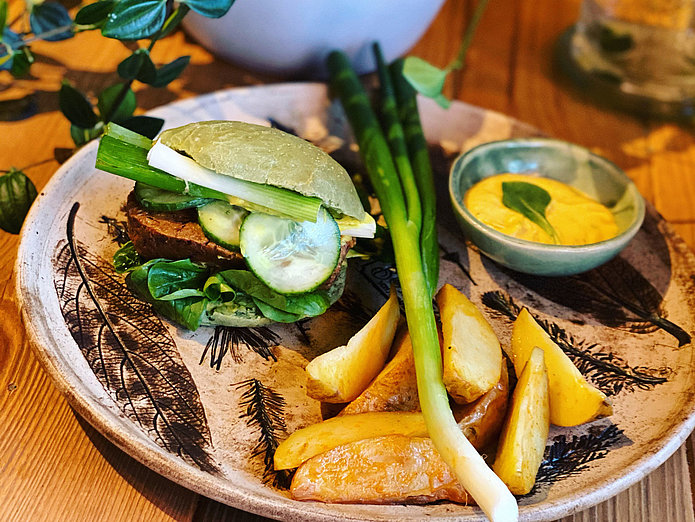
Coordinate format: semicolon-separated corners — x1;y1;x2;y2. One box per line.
340;327;419;415
290;435;470;504
306;285;400;403
436;284;502;403
511;308;612;426
493;347;550;495
341;332;509;450
454;362;509;450
274;411;427;470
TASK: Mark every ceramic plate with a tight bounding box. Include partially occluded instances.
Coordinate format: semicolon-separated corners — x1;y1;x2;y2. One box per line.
16;83;695;521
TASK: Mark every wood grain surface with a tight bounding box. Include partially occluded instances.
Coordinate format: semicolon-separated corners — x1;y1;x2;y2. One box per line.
2;0;695;520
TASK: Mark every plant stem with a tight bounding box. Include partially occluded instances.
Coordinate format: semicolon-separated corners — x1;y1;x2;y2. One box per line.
19;24;73;46
103;4;189;125
445;0;490;72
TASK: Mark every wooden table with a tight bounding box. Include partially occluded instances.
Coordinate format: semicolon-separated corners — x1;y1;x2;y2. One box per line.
2;0;695;520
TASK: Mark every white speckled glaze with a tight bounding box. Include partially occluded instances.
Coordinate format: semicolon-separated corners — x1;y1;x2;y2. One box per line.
16;84;695;521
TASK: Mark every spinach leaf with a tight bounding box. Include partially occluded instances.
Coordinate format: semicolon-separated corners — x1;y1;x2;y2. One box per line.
218;269;331;317
252;299;302;323
127;263;207;330
203;273;236;301
0;168;37;234
502;181;559;243
113;241;141;273
146;258;208;300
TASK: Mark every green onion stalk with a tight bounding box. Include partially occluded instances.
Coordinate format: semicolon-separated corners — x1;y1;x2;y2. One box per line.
389;57;439;298
327;50;517;522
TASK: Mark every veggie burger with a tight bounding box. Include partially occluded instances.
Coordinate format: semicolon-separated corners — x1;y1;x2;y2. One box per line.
96;120;375;330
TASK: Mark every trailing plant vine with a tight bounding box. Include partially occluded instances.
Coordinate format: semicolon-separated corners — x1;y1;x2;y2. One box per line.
0;0;235;234
0;0;491;235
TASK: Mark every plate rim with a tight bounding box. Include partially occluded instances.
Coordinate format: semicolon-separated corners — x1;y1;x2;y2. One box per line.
15;81;695;522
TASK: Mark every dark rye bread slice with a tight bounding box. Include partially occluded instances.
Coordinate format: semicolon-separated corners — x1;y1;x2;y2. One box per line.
125;192;244;267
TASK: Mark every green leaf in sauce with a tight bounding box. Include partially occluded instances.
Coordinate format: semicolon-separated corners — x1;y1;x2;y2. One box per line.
501;180;559;244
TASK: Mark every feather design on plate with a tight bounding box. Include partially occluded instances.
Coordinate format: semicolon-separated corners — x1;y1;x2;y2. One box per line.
533;423;629;489
503;254;691;347
53;202;219;474
236;378;292;488
201;325;280;369
482;290;670;395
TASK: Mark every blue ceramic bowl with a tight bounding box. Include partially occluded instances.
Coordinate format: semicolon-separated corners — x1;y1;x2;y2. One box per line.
449;138;645;276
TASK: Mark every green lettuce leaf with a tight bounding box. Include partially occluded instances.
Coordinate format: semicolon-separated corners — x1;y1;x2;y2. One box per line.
113;241;141;273
146;258;208;300
217;269;331;317
126;262;208;330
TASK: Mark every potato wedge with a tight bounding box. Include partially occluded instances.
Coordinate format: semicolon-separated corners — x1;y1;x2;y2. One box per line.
340;327;419;415
305;285;400;403
436;284;502;403
493;347;550;495
511;308;612;426
274;411;427;470
341;331;509;450
454;362;509;450
291;435;470;504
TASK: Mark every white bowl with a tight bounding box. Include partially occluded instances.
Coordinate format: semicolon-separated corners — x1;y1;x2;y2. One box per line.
182;0;446;77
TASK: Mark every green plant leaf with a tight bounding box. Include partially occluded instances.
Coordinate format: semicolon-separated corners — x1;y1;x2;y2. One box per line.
432;93;451;109
59;82;98;128
97;83;136;123
501;181;559;243
70;122;104;147
181;0;235;18
30;2;74;41
0;168;38;234
113;241;141;273
146;259;209;300
401;56;448;100
74;0;116;26
151;55;190;87
118;49;157;83
0;29;20;71
218;269;331;317
119;115;164;139
101;0;167;40
0;1;8;34
10;47;33;77
158;4;190;39
126;265;208;331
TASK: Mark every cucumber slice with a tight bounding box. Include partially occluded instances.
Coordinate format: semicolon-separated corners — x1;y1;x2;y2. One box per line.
135;182;213;211
240;207;340;294
197;201;248;251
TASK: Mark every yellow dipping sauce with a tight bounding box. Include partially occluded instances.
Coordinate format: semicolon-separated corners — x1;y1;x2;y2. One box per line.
464;173;619;245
